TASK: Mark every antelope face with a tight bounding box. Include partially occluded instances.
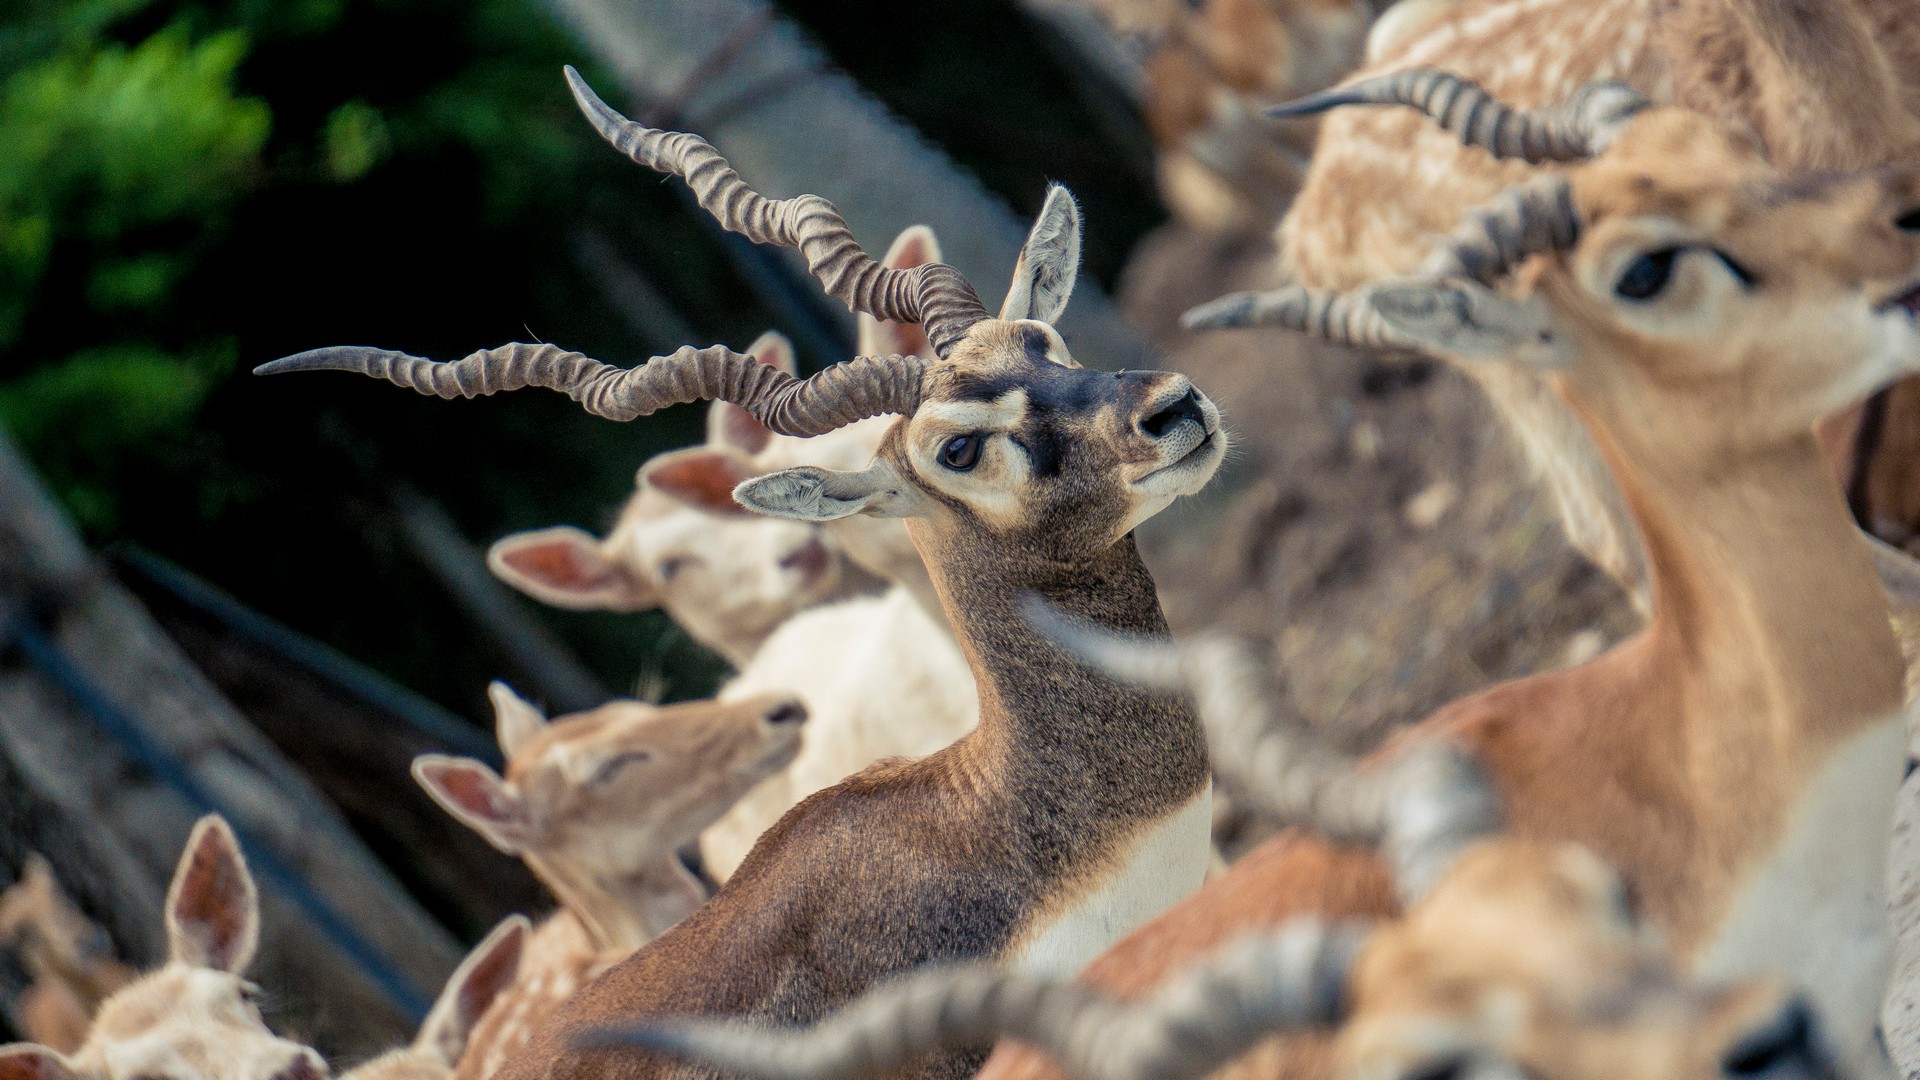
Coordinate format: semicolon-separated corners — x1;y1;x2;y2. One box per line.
1535;110;1920;456
1339;842;1836;1080
413;684;805;866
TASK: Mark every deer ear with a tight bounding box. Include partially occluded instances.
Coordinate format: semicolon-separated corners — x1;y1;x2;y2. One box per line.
165;815;259;974
707;332;796;452
734;462;929;522
0;1046;83;1080
1000;184;1082;324
860;227;941;358
488;526;658;612
414;914;529;1064
412;756;536;855
642;448;754;516
1366;277;1563;365
487;681;548;759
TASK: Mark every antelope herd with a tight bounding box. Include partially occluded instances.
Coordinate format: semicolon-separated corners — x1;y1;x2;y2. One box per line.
9;3;1920;1080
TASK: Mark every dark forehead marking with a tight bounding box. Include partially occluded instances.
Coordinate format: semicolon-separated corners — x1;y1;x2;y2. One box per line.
951;361;1112;413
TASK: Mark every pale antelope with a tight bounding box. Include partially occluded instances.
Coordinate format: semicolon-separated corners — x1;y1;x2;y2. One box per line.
256;66;1228;1080
1041;75;1920;1080
412;683;806;1080
0;856;136;1054
697;225;976;884
0;817;329;1080
574;634;1836;1080
486;330;869;671
338;917;528;1080
1196;0;1920;602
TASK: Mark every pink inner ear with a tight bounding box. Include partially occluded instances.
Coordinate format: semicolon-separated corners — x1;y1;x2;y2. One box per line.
646;452;753;515
458;923;525;1029
426;763;521;828
712;402;773;454
498;537;617;593
170;823;255;973
0;1048;82;1080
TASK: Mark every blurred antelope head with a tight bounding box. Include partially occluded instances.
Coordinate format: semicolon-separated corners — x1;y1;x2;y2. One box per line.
412;683;805;950
1193;70;1920;466
259;67;1228;590
487;332;852;668
0;817;327;1080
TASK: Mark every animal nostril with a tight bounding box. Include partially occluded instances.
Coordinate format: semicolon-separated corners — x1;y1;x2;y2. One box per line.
765;701;807;726
1723;1002;1816;1079
1898;207;1920;232
1140;389;1203;439
272;1053;327;1080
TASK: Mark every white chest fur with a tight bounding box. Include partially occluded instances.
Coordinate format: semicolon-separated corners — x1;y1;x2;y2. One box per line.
1692;714;1904;1080
1007;785;1213;979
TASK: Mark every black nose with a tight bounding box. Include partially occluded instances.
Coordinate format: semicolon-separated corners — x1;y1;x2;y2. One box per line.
1898;206;1920;232
1723;1002;1822;1079
765;701;807;726
1139;389;1204;438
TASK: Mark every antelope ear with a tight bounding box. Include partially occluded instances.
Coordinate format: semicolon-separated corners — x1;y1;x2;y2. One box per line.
707;332;796;452
1366;277;1563;365
414;914;529;1064
860;227;941;358
1000;184;1082;324
488;526;658;612
487;681;548;759
734;462;929;521
412;756;536;855
165;815;259;974
0;1046;83;1080
642;448;754;516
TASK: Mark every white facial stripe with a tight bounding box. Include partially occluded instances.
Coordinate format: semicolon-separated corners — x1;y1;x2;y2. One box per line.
913;390;1031;436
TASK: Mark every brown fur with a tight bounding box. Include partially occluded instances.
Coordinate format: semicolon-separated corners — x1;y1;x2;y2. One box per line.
491;294;1225;1080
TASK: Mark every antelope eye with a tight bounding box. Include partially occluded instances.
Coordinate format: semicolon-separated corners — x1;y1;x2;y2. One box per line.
592;750;654;785
1400;1056;1467;1080
939;433;983;471
657;556;693;582
1614;247;1680;301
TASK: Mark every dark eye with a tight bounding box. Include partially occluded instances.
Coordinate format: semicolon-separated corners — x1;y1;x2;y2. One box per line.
1723;1003;1816;1078
657;556;692;582
593;750;654;785
1402;1056;1467;1080
1614;247;1680;300
939;434;983;471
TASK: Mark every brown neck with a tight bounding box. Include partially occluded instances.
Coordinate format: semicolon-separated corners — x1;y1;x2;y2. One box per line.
1584;412;1904;752
521;850;706;953
908;522;1211;831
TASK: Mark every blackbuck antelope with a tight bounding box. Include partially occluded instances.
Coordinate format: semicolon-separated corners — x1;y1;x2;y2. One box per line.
1067;76;1920;1080
413;684;806;1080
339;917;529;1080
580;632;1836;1080
487;331;868;671
0;817;329;1080
1196;0;1920;602
257;67;1228;1080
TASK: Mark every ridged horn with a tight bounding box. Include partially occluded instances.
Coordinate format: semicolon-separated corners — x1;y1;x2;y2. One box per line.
1023;600;1502;904
564;67;990;357
1180;286;1410;348
575;920;1369;1080
253;342;927;437
1269;68;1650;163
1420;174;1581;284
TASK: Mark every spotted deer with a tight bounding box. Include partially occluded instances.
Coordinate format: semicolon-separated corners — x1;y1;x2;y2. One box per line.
0;816;329;1080
486;330;871;671
338;917;529;1080
577;634;1837;1080
410;683;807;1080
1195;0;1920;605
1003;77;1920;1080
257;65;1228;1080
0;856;137;1054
